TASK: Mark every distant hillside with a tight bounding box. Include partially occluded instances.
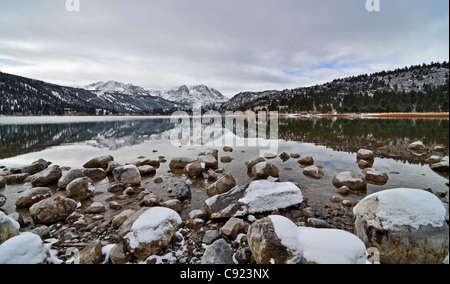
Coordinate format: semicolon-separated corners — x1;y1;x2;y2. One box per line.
221;62;449;113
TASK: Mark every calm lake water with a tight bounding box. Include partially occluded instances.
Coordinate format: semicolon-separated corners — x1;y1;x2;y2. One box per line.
0;115;449;217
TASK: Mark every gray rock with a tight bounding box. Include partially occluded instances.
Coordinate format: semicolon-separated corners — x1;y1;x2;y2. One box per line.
298;156;314;165
251;162;279;180
357;149;375;161
220;217;245;239
82;168;107;181
15;187;52;208
0;212;20;244
332;171;367;191
169;157;195;170
184;162;204;178
303;165;324;179
205;181;303;219
78;239;103;264
203;230;220;245
197;155;218;169
176;184;192;201
0;194;6;207
247;217;298;264
363;168;389;185
112;209;136;228
207;173;237;196
30;165;62;187
29;197;78;225
113;165;141;186
66;177;95;201
245;157;266;171
407;141;428;153
83;155;114;169
201;239;233;264
120;207;182;260
109;242;132;264
85;202;106;214
358;159;374;168
161;199;182;213
57;169;85;189
11;159;48;175
138;165;156;176
2;173;30;185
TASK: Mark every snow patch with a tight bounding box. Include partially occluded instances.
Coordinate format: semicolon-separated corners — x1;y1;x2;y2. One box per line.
0;233;48;264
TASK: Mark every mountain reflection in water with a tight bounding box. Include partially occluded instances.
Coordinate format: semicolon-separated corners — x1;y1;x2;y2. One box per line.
0;117;448;166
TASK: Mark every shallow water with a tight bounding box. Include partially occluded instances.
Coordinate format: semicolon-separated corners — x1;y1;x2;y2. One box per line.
0;116;448;219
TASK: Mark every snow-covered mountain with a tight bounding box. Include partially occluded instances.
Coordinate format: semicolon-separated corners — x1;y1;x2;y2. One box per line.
81;81;228;107
156;85;228;106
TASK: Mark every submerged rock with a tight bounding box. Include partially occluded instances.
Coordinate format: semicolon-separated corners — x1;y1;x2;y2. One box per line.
332;171;367;191
298;156;314;166
354;188;449;264
303;165;324;179
251;162;279;180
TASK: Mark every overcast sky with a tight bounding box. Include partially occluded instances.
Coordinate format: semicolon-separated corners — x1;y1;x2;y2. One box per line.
0;0;448;97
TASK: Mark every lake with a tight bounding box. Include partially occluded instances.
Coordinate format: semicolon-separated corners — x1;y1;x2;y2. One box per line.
0;115;449;219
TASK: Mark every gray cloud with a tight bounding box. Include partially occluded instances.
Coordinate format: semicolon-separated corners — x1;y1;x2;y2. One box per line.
0;0;448;97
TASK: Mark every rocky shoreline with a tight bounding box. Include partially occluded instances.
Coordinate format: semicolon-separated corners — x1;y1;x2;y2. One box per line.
0;143;449;264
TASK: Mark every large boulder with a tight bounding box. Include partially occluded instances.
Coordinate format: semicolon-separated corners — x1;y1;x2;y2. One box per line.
354;188;449;264
30;165;62;187
251;162;279;180
29;197;78;225
205;180;303;219
66;177;95;201
15;187;52;208
332;171;367;191
0;212;20;245
247;215;368;264
83;155;114;169
207;173;237;196
120;207;182;260
113;165;141;186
